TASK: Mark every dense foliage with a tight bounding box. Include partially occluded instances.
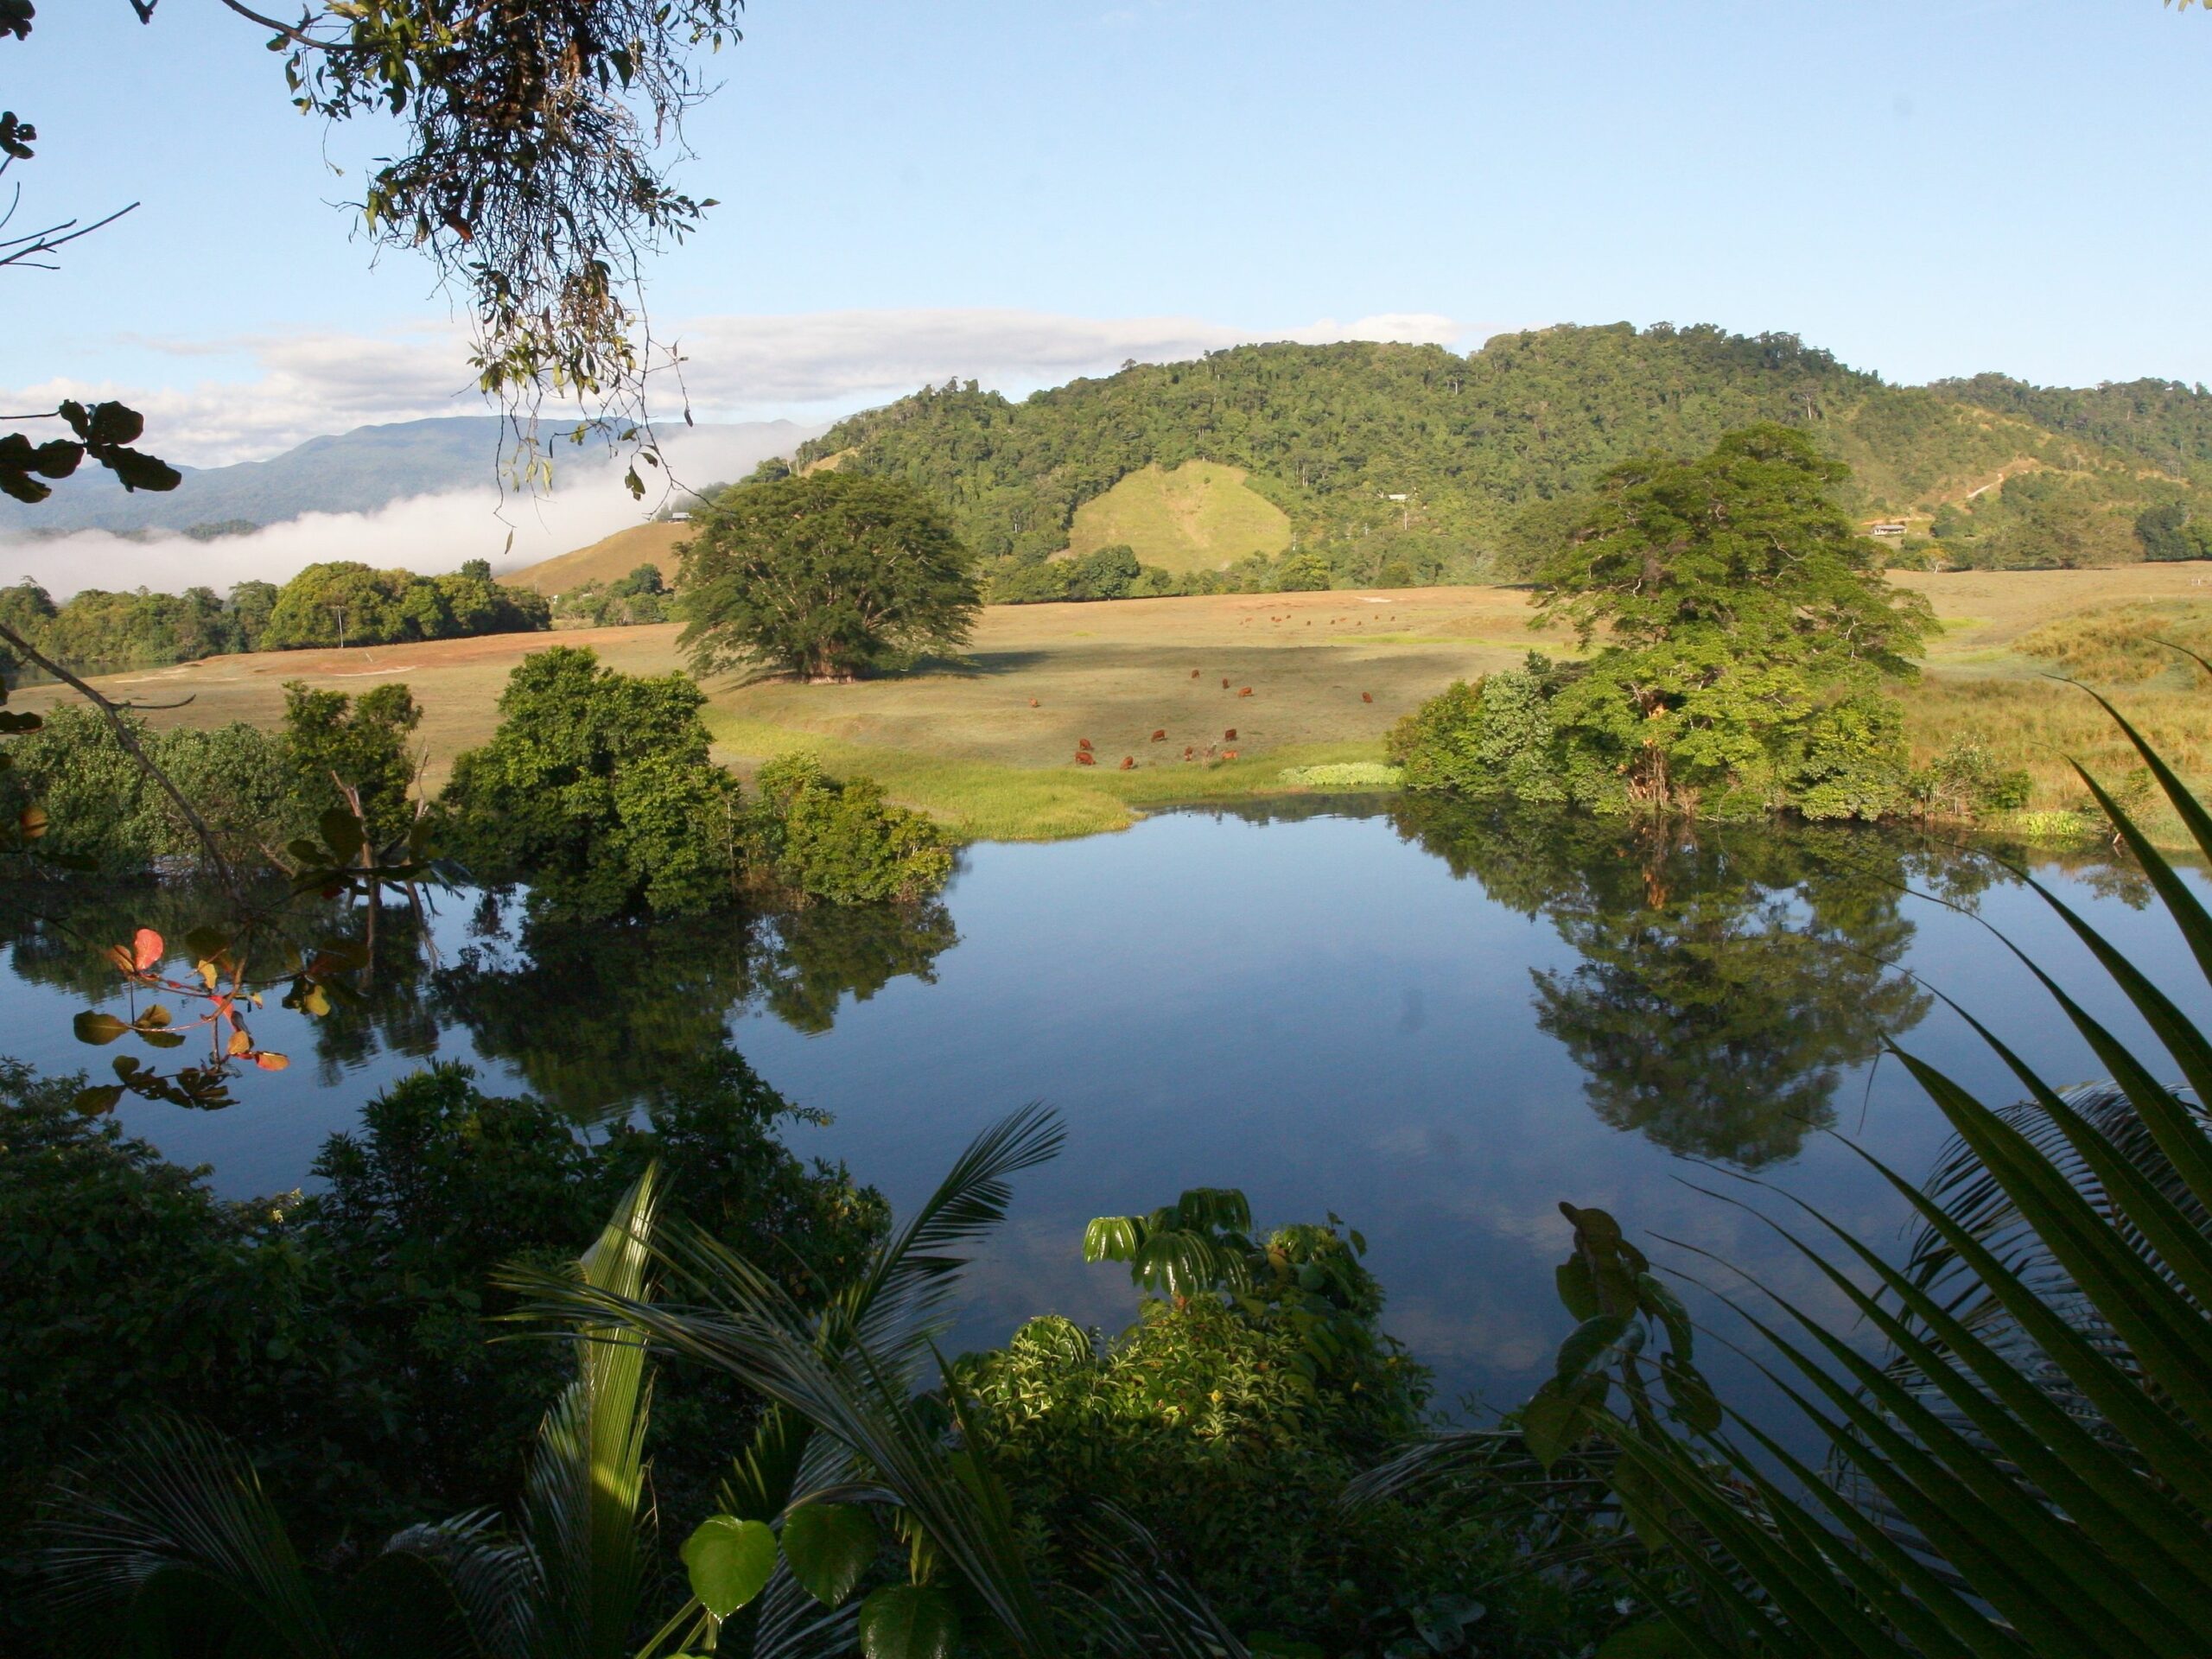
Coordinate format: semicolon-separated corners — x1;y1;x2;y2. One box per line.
679;472;982;681
261;558;550;651
0;1052;882;1645
947;1198;1595;1655
795;327;2212;589
1393;427;1934;820
442;645;745;919
745;752;956;906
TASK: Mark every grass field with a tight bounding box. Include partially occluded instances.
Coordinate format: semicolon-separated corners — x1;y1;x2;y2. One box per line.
22;566;2212;844
1065;461;1292;573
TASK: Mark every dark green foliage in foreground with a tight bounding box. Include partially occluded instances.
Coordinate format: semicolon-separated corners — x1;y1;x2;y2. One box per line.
747;751;955;906
0;1053;882;1639
798;328;2212;586
950;1197;1562;1655
679;471;981;682
260;558;550;651
1392;427;1932;821
442;645;746;919
0;706;291;872
0;680;428;875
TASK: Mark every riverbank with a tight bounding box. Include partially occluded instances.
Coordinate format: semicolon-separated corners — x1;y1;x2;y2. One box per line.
15;571;2212;845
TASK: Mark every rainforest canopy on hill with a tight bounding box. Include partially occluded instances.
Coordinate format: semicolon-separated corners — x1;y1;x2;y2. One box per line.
794;324;2212;588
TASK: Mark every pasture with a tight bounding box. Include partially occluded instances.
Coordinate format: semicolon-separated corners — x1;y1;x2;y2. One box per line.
21;566;2212;842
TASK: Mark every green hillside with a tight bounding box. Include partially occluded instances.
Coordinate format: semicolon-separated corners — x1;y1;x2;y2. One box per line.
794;325;2212;587
1065;461;1291;572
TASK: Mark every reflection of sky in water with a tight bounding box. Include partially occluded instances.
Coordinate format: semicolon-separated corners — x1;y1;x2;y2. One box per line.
7;804;2204;1425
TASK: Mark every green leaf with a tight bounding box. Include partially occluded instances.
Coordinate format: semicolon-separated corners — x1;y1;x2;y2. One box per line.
70;1084;124;1114
318;807;365;861
779;1501;874;1608
1520;1382;1585;1471
1555;1254;1599;1319
1081;1214;1140;1263
1554;1312;1630;1383
679;1515;776;1618
857;1584;960;1659
73;1010;129;1046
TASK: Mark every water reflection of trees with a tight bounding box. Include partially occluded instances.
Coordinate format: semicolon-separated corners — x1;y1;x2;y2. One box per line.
0;880;957;1121
1394;799;1943;1167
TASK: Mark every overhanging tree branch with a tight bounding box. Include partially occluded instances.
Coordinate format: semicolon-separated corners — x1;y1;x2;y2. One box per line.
0;620;240;896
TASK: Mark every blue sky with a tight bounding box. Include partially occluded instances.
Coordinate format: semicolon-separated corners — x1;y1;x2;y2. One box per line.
6;0;2208;462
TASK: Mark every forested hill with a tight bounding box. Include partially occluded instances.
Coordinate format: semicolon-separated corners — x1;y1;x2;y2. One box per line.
792;324;2212;582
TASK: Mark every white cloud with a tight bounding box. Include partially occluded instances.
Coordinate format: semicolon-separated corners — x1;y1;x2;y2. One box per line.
3;422;811;600
4;308;1484;467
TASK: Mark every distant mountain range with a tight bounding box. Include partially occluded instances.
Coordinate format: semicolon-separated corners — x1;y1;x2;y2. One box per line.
0;416;823;537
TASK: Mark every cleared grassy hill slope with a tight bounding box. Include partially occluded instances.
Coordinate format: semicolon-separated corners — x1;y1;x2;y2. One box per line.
1065;461;1292;572
502;521;690;594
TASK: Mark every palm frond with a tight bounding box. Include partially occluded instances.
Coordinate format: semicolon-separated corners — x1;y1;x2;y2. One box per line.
40;1414;337;1658
513;1163;663;1659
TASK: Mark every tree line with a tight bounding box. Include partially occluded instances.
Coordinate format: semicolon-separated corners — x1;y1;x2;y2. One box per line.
0;558;550;683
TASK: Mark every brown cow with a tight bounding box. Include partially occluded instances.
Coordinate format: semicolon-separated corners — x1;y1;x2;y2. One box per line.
1191;669;1201;678
1119;755;1135;770
1183;746;1195;760
1237;687;1253;697
1029;698;1039;708
1150;729;1166;741
1221;749;1239;760
1361;691;1373;702
1074;751;1096;766
1221;677;1230;689
1224;728;1236;741
1077;737;1092;752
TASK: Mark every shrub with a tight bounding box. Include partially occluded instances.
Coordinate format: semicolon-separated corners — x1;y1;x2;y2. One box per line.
747;751;954;905
0;706;290;872
441;645;744;919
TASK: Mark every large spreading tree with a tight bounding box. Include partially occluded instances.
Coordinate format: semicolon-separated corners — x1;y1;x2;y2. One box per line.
677;473;981;683
1393;423;1936;819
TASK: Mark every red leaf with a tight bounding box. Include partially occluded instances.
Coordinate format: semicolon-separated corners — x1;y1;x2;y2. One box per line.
132;928;163;972
252;1052;289;1071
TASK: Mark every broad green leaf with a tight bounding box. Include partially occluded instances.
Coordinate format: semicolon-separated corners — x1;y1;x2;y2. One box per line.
857;1584;959;1659
1555;1254;1599;1319
73;1010;129;1046
1519;1382;1583;1471
1081;1214;1140;1262
780;1501;874;1608
1553;1313;1630;1383
318;808;365;861
680;1515;776;1618
70;1084;124;1114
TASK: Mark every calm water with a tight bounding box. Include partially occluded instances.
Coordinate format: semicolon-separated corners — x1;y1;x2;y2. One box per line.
4;798;2199;1420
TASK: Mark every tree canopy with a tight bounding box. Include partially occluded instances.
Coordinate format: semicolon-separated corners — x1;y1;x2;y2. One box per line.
791;327;2212;588
678;473;981;683
1395;427;1934;820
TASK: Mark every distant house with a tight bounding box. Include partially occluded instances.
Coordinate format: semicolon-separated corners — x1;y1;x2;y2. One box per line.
1868;521;1909;537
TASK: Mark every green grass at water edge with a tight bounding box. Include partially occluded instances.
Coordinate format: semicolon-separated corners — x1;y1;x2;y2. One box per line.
704;709;1390;842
